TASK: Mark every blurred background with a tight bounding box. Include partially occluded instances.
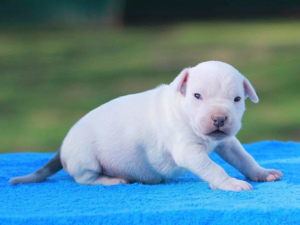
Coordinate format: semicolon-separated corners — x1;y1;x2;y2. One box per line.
0;0;299;153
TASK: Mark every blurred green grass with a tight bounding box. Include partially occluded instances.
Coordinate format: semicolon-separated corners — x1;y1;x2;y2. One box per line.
0;20;299;153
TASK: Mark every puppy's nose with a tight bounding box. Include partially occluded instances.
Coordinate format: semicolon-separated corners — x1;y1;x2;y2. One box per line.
212;115;227;128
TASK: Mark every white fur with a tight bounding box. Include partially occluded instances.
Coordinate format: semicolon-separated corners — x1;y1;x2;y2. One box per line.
60;61;282;191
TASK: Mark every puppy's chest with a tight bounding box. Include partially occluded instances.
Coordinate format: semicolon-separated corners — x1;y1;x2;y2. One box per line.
146;145;187;179
206;143;219;154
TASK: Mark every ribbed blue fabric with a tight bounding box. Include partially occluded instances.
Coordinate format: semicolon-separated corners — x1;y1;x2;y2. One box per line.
1;141;299;224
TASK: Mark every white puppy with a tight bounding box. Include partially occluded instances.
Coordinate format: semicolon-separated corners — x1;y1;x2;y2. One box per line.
10;61;283;191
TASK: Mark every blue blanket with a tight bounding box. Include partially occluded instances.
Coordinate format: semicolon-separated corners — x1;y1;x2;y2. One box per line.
1;141;299;224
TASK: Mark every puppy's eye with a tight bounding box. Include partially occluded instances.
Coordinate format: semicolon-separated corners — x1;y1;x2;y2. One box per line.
194;93;202;99
234;96;241;102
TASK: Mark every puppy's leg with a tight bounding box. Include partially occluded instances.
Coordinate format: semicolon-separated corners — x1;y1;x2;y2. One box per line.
61;125;128;186
172;144;253;191
216;137;283;182
65;160;128;185
62;150;128;186
74;169;128;186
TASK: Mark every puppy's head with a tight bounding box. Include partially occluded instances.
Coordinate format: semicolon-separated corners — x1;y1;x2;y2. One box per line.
170;61;259;141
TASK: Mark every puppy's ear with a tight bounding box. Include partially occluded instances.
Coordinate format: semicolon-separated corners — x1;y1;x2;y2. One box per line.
170;68;189;95
243;78;259;103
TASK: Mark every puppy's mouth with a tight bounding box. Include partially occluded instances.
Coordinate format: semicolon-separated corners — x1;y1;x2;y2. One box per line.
206;129;228;139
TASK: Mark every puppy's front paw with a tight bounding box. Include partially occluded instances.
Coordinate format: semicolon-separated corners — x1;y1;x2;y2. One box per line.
249;168;283;182
210;177;253;191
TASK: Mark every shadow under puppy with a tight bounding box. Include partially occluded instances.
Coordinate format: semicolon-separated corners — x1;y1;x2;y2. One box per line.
10;61;283;191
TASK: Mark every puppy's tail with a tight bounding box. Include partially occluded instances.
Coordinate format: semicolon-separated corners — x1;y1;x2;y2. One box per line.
9;149;63;185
